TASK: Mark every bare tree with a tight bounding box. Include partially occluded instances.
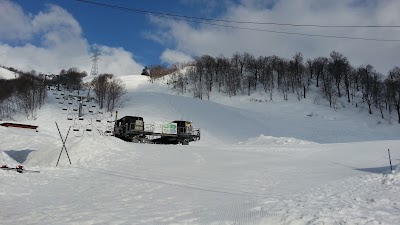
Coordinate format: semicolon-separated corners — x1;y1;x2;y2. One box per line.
358;65;375;114
388;67;400;123
322;67;336;108
313;57;328;88
0;78;16;118
14;72;46;119
91;74;113;109
148;65;178;82
105;77;126;112
187;67;203;99
169;71;188;95
59;68;87;94
328;51;349;99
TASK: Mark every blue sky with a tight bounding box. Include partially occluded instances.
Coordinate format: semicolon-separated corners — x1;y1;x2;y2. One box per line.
1;0;400;75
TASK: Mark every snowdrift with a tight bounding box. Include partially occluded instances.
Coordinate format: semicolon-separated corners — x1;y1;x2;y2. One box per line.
239;134;317;145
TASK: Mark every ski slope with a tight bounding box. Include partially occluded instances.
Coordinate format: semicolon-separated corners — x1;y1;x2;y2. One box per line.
1;74;400;224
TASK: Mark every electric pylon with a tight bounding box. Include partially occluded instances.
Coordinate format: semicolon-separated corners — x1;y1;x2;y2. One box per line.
90;48;101;76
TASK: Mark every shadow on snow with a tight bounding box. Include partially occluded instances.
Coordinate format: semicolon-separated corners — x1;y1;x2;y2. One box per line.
355;165;397;174
332;162;397;174
5;150;36;164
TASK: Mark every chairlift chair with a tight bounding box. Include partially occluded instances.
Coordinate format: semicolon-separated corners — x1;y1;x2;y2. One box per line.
86;124;93;131
105;126;113;136
67;114;73;120
73;124;80;131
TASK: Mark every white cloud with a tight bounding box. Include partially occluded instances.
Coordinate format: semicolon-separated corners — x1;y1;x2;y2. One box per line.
160;49;193;64
0;0;32;40
149;0;400;73
98;46;143;75
0;1;143;75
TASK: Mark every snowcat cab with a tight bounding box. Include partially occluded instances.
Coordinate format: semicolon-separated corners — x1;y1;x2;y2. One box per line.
172;120;200;144
114;116;146;142
172;120;192;134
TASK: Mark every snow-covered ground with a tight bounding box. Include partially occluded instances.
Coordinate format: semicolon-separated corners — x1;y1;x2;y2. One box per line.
1;74;400;224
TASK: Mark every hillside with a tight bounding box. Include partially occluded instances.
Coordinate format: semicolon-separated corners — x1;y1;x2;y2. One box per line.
1;74;400;224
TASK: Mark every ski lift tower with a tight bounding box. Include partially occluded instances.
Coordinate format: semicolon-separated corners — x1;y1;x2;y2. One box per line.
66;94;94;118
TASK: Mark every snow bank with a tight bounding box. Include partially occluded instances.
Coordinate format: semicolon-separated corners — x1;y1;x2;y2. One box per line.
382;164;400;185
239;134;317;145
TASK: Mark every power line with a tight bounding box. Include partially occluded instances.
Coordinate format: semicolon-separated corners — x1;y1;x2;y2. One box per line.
171;18;400;42
73;0;400;42
74;0;400;28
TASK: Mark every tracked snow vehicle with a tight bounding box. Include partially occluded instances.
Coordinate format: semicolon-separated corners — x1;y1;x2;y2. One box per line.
114;116;200;145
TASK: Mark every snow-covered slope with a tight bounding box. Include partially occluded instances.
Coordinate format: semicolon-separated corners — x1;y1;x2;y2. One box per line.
0;67;17;79
1;74;400;225
115;75;400;144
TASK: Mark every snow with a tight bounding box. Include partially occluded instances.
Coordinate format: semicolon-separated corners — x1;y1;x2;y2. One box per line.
239;134;317;146
0;67;17;80
1;74;400;224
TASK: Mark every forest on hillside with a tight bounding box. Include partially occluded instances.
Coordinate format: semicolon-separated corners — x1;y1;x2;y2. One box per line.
2;50;400;124
165;51;400;123
0;67;125;120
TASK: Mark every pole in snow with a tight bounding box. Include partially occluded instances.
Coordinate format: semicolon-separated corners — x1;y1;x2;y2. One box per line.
78;97;83;118
55;122;72;166
114;111;118;135
388;149;394;174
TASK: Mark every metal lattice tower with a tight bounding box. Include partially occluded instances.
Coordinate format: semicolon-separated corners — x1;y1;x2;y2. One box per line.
90;48;101;76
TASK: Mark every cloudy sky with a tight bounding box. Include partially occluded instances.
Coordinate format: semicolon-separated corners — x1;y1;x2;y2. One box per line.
1;0;400;75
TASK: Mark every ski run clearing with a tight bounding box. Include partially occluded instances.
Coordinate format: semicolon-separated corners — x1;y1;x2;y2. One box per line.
1;74;400;225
